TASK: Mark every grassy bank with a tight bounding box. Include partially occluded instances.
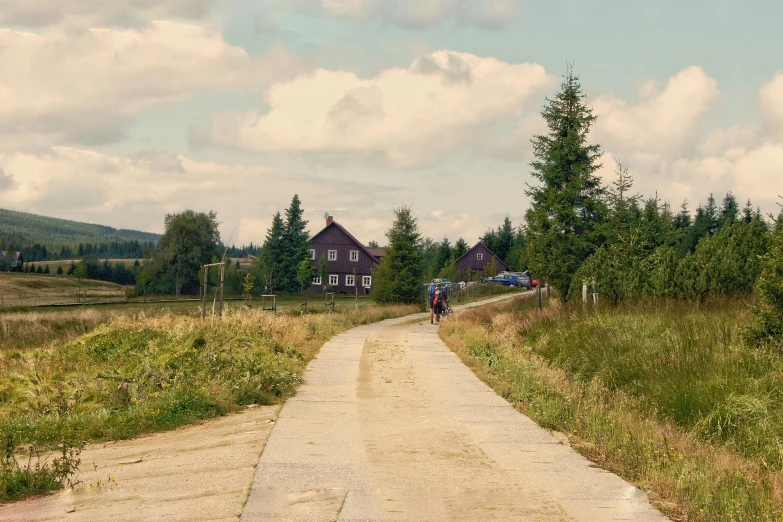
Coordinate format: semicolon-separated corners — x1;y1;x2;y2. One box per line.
440;296;783;521
0;303;417;501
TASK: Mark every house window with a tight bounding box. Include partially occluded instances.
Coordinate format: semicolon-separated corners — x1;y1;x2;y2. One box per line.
346;275;355;286
309;249;315;260
350;250;359;262
328;250;337;261
329;274;339;286
362;276;372;287
312;276;322;285
477;253;483;261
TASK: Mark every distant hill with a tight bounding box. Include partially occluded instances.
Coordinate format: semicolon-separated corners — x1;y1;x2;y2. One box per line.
0;208;162;248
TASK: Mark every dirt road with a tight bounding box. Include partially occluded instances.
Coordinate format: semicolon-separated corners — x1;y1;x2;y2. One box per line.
242;297;668;521
1;295;668;521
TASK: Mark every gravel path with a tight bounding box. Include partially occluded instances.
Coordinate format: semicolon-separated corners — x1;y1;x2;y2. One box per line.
241;295;668;522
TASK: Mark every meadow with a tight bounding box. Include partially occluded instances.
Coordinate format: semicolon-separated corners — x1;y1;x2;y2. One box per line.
0;302;418;501
441;296;783;522
0;272;127;308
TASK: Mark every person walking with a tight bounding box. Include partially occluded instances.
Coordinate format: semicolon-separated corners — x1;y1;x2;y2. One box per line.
433;283;446;325
428;280;437;324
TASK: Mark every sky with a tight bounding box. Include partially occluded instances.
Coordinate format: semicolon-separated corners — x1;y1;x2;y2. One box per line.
0;0;782;247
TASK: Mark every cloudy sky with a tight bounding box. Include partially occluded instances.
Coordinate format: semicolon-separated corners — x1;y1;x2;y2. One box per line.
0;0;781;247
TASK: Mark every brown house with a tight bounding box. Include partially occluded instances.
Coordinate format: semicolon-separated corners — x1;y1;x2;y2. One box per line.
0;251;24;272
308;216;382;294
454;242;508;282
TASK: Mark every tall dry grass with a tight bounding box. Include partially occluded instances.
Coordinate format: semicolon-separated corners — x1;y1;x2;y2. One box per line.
440;296;783;522
1;304;417;447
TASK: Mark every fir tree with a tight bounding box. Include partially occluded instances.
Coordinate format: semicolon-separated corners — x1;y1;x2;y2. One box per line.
719;191;740;227
745;198;783;346
742;199;755;223
704;194;719;234
280;195;310;294
524;67;607;299
372;205;424;304
453;238;469;259
605;160;641;239
260;211;284;293
674;201;692;230
435;237;452;275
495;217;514;264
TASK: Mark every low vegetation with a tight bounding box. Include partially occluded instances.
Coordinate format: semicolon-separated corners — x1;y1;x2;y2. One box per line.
441;296;783;522
0;302;417;502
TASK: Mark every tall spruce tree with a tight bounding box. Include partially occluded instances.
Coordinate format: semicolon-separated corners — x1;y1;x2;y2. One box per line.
495;217;514;264
435;237;452;275
606;160;641;239
280;195;310;294
742;199;755;223
719;191;740;227
524;67;606;299
674;201;692;230
372;205;424;304
260;211;284;292
453;238;469;259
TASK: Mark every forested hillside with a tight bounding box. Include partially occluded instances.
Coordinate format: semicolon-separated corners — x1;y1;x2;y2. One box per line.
0;208;161;260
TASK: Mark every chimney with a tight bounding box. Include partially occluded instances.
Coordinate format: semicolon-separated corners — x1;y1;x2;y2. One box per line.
326;215;334;226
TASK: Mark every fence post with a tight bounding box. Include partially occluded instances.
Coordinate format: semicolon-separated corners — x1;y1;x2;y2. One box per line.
582;283;588;303
537;284;543;312
592;277;598;305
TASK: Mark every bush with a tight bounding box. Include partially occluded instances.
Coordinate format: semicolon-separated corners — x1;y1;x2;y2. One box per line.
745;217;783;347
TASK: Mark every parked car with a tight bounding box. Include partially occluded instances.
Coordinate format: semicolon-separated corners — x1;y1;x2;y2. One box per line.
488;272;534;289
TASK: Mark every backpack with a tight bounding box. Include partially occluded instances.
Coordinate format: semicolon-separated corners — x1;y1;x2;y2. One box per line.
434;290;444;305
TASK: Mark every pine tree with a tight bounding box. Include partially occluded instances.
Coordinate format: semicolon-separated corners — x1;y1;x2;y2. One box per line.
704;194;719;234
372;205;424;304
260;211;284;293
480;228;498;254
674;201;692;230
719;191;739;227
435;237;452;275
524;67;607;300
280;195;310;294
453;238;469;259
605;160;641;239
742;199;755;223
745;199;783;346
495;217;514;264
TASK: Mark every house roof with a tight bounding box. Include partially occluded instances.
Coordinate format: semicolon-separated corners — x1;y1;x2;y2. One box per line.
454;242;509;269
367;248;386;258
310;221;381;262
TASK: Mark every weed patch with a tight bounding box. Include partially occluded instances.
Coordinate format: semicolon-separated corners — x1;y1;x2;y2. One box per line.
441;296;783;521
0;303;416;503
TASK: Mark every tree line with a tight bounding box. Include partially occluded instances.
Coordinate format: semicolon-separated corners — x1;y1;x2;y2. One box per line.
519;66;782;345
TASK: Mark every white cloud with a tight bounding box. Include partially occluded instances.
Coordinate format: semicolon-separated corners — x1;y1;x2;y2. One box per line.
206;51;553;167
591;66;721;156
586;71;783;214
0;0;219;28
0;148;409;245
0;22;304;150
759;71;783;130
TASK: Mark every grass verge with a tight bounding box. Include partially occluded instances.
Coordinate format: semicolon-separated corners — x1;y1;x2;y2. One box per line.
440;296;783;522
0;303;417;502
